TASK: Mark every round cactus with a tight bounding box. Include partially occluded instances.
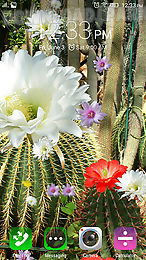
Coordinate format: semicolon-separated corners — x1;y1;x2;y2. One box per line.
0;133;97;246
76;187;145;259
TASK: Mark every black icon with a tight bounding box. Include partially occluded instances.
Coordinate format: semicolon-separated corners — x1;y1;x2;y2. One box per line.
44;227;67;250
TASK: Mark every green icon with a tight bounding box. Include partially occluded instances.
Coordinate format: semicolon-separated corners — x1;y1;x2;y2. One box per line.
9;227;32;250
44;227;67;250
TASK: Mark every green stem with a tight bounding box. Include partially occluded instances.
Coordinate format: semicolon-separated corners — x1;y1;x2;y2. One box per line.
124;9;135;148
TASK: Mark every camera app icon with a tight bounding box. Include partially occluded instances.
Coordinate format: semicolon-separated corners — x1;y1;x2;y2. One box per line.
44;227;67;250
79;227;102;250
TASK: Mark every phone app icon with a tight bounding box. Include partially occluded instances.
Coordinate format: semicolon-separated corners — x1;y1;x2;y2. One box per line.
44;227;67;250
79;227;102;250
114;227;137;250
9;227;32;250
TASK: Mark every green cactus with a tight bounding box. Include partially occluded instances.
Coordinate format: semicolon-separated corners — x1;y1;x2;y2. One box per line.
0;132;97;246
76;187;146;259
98;0;125;161
139;131;146;169
111;108;146;169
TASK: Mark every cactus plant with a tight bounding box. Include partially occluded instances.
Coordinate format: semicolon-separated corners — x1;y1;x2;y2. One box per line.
111;108;131;162
76;187;146;259
122;1;145;169
0;133;97;246
139;130;146;169
98;0;125;161
111;107;146;169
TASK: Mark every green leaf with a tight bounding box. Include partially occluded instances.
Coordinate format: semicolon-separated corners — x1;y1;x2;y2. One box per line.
67;202;76;210
67;224;75;237
61;206;73;215
67;237;74;245
60;194;68;205
67;221;81;237
61;202;76;215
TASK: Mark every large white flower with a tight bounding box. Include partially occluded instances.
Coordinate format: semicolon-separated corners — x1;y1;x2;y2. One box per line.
116;169;146;201
25;10;63;40
0;50;90;148
51;0;61;10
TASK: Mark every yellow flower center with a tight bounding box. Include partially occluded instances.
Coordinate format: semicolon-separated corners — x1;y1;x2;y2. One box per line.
42;24;48;31
3;95;31;120
102;168;108;178
52;189;55;193
2;88;52;121
88;111;95;118
128;183;139;191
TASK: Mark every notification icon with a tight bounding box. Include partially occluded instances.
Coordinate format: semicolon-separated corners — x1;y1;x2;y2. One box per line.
114;227;137;250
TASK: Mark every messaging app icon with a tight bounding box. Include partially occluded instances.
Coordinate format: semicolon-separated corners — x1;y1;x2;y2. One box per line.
44;227;67;250
9;227;32;250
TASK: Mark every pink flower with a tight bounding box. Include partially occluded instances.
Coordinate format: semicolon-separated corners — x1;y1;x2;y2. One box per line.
47;183;60;196
62;183;75;197
93;56;112;73
15;250;34;260
77;101;107;128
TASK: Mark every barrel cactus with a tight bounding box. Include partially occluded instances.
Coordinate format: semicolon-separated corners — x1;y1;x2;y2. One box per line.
76;187;145;259
0;132;97;246
0;48;99;250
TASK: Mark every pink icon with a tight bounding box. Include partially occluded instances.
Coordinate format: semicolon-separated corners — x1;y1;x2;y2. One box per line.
114;227;137;250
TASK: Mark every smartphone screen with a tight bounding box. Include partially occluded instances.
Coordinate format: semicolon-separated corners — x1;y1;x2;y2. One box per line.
0;0;145;259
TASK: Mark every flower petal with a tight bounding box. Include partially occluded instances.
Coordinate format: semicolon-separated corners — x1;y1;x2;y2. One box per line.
8;128;25;148
57;120;82;138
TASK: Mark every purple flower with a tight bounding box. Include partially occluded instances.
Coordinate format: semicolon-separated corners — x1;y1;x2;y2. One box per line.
77;101;107;127
47;183;60;196
15;250;34;260
62;184;75;197
93;56;112;73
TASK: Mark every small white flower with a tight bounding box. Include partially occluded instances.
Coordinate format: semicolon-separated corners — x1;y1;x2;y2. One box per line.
26;10;63;40
26;196;37;206
33;137;54;160
51;0;61;10
116;169;146;201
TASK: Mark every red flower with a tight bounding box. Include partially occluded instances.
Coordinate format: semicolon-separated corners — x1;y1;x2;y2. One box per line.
84;159;128;193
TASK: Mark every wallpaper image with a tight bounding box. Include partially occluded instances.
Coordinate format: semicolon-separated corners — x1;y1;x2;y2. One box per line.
0;0;145;259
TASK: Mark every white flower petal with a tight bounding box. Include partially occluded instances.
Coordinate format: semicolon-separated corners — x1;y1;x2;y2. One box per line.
8;110;27;125
8;128;25;148
1;50;15;64
57;120;82;138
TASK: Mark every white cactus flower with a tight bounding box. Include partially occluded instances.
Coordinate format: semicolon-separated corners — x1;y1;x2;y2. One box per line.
25;10;63;40
51;0;61;10
116;169;146;201
26;196;37;206
0;50;90;149
33;137;54;161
